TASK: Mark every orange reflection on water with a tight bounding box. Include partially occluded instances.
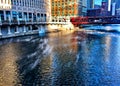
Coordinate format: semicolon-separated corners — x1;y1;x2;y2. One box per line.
0;44;19;86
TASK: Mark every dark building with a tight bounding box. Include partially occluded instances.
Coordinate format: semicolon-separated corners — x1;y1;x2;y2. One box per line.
94;4;101;9
111;0;120;15
87;8;101;17
101;1;111;16
87;0;94;9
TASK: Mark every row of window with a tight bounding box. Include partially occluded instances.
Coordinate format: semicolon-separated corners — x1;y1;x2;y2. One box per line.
11;0;46;9
52;7;77;11
0;0;11;4
52;14;75;16
0;6;11;10
0;11;46;21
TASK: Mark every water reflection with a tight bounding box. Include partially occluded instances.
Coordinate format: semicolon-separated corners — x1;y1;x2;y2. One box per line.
16;36;53;85
0;28;120;85
0;43;19;86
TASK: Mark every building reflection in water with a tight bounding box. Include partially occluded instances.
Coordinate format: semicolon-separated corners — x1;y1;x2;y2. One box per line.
15;36;53;85
49;32;77;85
0;35;53;85
0;42;19;86
1;29;120;85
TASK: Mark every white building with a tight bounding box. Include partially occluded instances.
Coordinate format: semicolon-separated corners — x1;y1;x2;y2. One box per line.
0;0;51;36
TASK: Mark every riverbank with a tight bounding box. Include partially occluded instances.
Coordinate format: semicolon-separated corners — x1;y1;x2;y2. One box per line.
0;24;77;39
0;30;39;39
0;28;70;39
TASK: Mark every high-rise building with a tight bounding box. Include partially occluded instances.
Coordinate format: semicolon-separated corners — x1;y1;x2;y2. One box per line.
0;0;50;36
87;0;94;9
102;0;112;11
51;0;87;22
111;0;120;15
101;0;112;16
82;0;87;16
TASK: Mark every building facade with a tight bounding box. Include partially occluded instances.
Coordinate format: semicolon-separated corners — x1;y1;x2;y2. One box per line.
87;0;94;9
111;0;120;15
87;8;101;16
0;0;51;36
101;0;111;16
81;0;87;16
51;0;87;22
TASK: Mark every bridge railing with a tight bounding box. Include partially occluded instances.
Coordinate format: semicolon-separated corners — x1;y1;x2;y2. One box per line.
70;16;120;25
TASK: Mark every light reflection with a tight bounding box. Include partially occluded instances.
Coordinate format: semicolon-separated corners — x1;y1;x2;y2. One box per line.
105;26;112;31
104;36;111;63
0;26;120;85
0;44;19;86
116;37;120;57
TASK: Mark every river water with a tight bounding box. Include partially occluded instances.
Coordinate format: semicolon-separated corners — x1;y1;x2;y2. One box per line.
0;25;120;86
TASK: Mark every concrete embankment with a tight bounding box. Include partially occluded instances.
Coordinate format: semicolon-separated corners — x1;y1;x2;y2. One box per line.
0;24;76;39
0;31;38;39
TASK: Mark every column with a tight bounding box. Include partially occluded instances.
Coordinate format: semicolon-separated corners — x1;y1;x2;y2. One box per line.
36;13;37;22
0;27;2;35
41;25;43;30
8;26;11;34
20;0;22;6
39;25;41;30
24;0;26;6
28;0;30;7
30;25;32;31
30;0;31;7
3;11;6;21
40;14;41;22
18;0;20;6
33;0;35;7
10;11;13;21
32;13;33;23
0;14;1;23
15;26;19;33
22;12;24;21
12;0;14;5
23;26;26;32
6;0;8;4
17;12;19;24
27;12;29;22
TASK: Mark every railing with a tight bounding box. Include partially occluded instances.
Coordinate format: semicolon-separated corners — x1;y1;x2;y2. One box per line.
2;20;10;25
11;20;18;25
19;21;26;25
0;20;67;26
70;16;120;25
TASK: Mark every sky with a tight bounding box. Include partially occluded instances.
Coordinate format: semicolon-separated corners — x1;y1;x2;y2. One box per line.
95;0;102;5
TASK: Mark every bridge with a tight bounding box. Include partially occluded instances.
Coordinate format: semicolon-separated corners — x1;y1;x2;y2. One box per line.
70;16;120;26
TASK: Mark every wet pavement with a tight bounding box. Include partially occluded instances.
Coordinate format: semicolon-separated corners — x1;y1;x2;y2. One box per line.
0;25;120;86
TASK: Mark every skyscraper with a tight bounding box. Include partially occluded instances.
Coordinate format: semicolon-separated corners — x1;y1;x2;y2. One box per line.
102;0;111;11
101;0;109;16
111;0;120;15
87;0;94;9
112;0;120;9
82;0;87;16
